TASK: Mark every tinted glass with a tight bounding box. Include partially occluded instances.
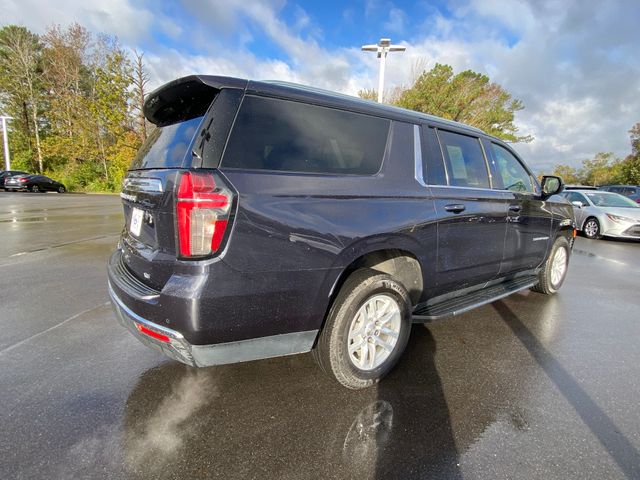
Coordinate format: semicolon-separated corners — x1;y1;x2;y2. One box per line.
422;126;447;186
491;143;534;193
565;192;587;204
223;96;390;174
437;130;489;188
130;116;203;170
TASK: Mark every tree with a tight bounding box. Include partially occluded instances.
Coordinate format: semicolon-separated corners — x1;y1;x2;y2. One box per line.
357;88;377;101
550;164;580;184
0;22;144;192
630;122;640;157
132;50;150;142
396;63;531;143
89;37;133;182
618;123;640;184
42;23;92;141
579;152;620;186
0;25;45;172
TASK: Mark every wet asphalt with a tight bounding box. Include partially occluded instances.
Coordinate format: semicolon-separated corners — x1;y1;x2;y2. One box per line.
0;192;639;480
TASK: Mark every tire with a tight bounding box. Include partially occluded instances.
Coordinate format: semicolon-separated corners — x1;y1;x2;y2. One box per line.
31;185;39;193
313;269;412;389
583;217;601;239
531;236;570;295
57;186;66;193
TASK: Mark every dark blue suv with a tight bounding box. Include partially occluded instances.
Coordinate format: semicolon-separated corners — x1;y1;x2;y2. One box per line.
108;75;574;389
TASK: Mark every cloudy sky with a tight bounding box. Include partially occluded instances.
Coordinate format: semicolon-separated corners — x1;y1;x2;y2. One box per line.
2;0;639;171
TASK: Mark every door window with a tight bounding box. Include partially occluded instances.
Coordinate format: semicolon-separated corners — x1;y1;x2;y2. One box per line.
565;192;588;205
491;143;534;193
437;130;490;188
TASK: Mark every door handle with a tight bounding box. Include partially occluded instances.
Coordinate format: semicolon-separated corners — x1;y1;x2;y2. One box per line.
508;205;522;213
444;204;466;213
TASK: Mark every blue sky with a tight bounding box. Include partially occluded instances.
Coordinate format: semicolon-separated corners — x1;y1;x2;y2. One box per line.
2;0;640;171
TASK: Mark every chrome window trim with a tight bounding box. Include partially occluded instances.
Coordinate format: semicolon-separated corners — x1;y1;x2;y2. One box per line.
421;183;507;193
413;124;427;187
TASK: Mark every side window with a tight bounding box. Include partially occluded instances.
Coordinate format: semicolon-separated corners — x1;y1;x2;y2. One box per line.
491;143;534;193
437;130;490;188
566;192;584;204
223;96;390;174
576;193;588;204
421;126;447;186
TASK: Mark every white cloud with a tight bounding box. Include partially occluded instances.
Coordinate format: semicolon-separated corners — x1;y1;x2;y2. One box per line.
384;8;407;34
0;0;160;44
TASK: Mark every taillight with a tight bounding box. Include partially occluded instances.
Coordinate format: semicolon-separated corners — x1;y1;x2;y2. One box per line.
19;178;27;182
176;171;233;257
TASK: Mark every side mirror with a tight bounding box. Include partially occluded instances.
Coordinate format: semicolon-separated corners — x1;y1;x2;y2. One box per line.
571;201;583;209
540;175;564;198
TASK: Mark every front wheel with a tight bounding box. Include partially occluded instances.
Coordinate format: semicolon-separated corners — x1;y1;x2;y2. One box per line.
583;217;601;239
57;186;66;193
531;236;570;295
313;269;412;389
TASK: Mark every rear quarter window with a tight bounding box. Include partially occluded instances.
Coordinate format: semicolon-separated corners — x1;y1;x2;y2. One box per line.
222;96;390;175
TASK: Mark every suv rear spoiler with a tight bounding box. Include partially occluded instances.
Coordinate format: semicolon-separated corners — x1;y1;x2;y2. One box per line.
144;75;248;127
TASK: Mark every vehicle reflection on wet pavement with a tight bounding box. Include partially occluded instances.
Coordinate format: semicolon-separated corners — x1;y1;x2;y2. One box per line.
1;193;639;479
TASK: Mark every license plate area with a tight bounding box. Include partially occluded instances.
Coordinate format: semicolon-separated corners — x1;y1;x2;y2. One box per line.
130;207;144;237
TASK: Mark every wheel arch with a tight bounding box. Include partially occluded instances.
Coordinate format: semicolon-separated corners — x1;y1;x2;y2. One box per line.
310;236;426;341
329;248;424;306
582;214;602;232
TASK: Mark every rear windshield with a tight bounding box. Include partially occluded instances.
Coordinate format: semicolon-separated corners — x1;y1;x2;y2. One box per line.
129;116;203;170
222;96;390;175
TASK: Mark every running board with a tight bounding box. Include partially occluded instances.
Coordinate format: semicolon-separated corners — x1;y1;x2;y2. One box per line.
412;276;538;321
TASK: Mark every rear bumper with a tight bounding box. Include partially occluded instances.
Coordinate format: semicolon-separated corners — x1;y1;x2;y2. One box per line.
109;282;318;367
109;282;196;366
107;248;320;367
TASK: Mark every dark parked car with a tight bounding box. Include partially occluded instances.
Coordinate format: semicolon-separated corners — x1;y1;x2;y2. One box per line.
0;170;28;189
4;174;66;193
108;75;574;389
599;185;640;203
564;185;600;191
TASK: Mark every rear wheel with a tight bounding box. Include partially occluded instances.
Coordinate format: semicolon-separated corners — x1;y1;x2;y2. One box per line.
531;236;570;295
313;269;412;389
583;217;601;239
30;185;39;193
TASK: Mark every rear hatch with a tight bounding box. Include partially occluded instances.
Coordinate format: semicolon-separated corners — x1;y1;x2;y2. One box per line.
119;76;245;290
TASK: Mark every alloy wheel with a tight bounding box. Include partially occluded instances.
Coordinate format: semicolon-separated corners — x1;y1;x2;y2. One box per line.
347;294;401;371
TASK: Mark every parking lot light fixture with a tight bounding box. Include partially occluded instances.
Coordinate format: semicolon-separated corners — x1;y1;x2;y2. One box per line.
0;115;12;170
361;38;406;103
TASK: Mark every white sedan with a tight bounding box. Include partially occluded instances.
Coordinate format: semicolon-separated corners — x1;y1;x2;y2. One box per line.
561;189;640;240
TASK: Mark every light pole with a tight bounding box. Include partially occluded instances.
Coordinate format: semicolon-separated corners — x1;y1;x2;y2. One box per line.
361;38;406;103
0;115;12;170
